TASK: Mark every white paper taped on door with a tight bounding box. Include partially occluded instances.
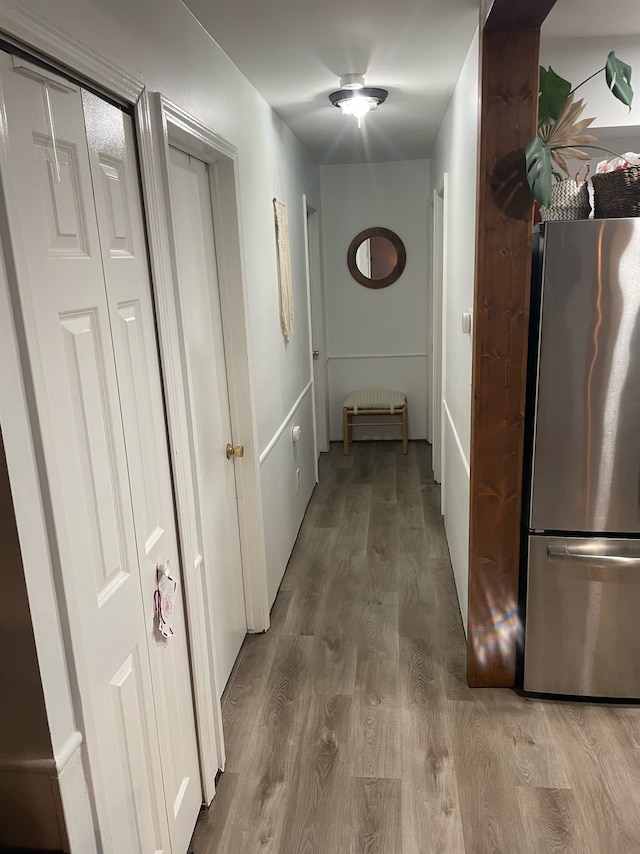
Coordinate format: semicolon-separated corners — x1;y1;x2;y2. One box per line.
155;560;178;638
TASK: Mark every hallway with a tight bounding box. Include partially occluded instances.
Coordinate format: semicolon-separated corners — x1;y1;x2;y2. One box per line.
192;442;640;853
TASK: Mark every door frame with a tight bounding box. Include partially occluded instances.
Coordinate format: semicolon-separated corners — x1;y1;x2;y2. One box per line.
136;93;270;795
303;195;329;474
432;174;448;500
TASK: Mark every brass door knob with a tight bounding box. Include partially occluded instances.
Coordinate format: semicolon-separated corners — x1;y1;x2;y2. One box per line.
226;443;245;460
312;349;320;359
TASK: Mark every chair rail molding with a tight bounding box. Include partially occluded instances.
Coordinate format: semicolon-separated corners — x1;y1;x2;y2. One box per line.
328;352;428;360
259;380;313;465
0;731;83;775
443;400;470;478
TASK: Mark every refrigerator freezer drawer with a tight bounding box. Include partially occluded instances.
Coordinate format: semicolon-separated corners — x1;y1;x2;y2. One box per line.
524;536;640;698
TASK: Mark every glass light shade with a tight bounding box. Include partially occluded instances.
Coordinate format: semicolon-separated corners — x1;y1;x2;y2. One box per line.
329;84;387;125
340;96;374;119
349;97;373;118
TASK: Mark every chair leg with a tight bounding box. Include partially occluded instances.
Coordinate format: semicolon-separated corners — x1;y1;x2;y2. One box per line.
402;405;408;454
343;407;349;455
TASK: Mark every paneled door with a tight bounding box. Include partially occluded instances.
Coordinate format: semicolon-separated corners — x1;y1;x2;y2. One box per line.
168;146;247;693
0;53;201;853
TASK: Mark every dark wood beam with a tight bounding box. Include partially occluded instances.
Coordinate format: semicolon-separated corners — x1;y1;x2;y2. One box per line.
479;0;493;29
483;0;559;31
467;1;557;687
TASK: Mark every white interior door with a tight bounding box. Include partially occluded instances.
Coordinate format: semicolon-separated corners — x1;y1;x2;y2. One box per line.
0;53;200;854
307;205;330;456
432;184;445;486
168;146;247;694
82;92;202;850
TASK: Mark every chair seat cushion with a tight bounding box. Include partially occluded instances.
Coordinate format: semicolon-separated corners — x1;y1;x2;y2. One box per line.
343;389;406;413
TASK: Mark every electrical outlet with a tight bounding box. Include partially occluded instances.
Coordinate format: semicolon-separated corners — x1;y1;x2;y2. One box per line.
296;467;300;491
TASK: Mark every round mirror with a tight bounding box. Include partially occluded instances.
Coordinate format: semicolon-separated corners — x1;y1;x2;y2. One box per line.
347;227;406;289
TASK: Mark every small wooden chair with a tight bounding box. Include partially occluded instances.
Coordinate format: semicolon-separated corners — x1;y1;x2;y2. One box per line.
342;389;408;455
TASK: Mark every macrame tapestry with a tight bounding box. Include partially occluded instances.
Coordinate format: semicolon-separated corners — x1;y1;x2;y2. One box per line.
273;197;293;342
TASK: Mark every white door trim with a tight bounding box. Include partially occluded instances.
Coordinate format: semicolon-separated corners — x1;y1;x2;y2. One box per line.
143;93;269;631
432;174;448;503
0;0;143;104
136;94;225;799
302;195;319;481
304;196;329;462
440;174;449;514
136;91;270;794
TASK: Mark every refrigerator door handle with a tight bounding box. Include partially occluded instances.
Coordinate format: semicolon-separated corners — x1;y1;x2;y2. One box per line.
547;544;640;567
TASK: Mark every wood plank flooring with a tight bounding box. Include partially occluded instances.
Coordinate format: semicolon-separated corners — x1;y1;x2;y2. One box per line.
192;441;640;854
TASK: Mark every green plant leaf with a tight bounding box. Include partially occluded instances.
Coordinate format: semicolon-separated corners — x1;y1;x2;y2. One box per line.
525;136;553;207
538;66;571;126
605;51;633;109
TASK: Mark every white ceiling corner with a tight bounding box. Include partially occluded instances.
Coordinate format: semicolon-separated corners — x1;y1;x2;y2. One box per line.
182;0;640;165
182;0;480;164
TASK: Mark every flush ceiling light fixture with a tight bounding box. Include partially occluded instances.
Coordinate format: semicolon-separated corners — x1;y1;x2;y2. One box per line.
329;74;388;128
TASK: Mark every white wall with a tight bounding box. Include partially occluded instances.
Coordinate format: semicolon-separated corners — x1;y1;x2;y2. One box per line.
13;0;319;570
429;30;479;634
540;37;640;213
0;0;319;845
320;160;430;442
540;36;640;131
260;386;316;605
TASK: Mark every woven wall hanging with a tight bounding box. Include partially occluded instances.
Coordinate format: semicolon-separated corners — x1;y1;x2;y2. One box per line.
273;198;293;342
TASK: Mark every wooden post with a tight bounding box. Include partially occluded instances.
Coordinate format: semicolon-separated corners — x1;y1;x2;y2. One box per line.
467;1;558;687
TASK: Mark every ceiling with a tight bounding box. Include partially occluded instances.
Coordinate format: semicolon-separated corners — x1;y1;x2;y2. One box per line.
182;0;637;165
183;0;479;163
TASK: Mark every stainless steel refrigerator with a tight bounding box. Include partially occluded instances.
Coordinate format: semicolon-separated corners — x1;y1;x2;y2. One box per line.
523;218;640;698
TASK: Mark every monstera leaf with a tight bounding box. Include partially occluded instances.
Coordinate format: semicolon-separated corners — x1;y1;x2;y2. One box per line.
605;51;633;109
525;137;553;207
538;66;571;126
525;54;634;206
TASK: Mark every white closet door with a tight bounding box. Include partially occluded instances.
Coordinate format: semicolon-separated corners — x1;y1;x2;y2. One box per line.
0;53;199;853
82;93;202;852
168;147;247;692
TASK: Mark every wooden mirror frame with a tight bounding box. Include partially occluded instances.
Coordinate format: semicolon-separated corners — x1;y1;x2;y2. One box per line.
347;226;406;289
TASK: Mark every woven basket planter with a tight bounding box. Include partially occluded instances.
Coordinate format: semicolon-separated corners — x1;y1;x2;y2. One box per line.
540;175;591;222
592;166;640;218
